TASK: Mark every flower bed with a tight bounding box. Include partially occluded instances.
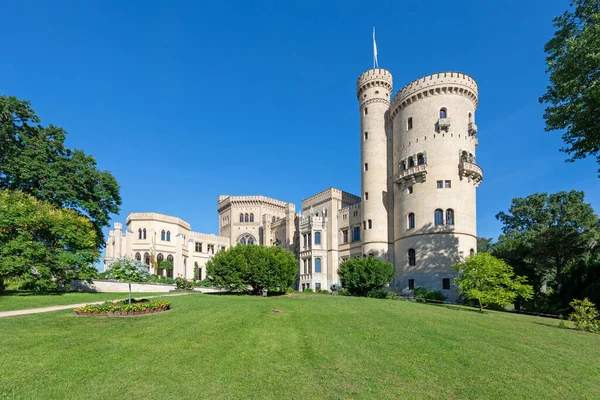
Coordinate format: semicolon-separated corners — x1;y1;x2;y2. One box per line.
74;299;171;316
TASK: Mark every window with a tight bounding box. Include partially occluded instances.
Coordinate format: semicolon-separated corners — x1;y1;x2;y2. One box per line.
445;180;451;188
157;253;164;265
143;228;146;239
166;231;171;241
239;213;244;223
365;192;369;200
417;153;425;165
315;258;321;273
309;259;312;273
250;213;254;222
408;279;415;290
315;232;321;245
440;108;447;118
400;161;406;171
244;213;249;222
161;230;165;241
408;213;415;229
208;244;215;254
364;132;368;140
364;163;368;171
352;226;361;242
363;221;366;230
144;252;150;265
303;234;307;248
195;242;202;252
272;216;276;222
364;107;368;115
407;117;413;130
138;229;142;240
407;186;413;195
443;278;450;290
470;248;475;256
446;209;454;226
308;233;311;246
167;254;174;262
437;180;443;189
315;282;321;290
135;252;141;261
220;246;226;251
434;209;444;226
408;249;416;266
368;219;372;229
408;157;415;168
342;229;348;244
303;259;307;274
468;112;473;124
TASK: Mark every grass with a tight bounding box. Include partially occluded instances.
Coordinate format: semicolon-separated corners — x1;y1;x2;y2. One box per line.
0;291;169;312
0;294;598;399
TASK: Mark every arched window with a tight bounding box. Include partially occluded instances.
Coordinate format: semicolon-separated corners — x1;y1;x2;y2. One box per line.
157;253;164;265
408;157;415;168
434;209;444;226
470;248;475;256
365;192;369;200
315;232;321;245
272;216;276;222
446;209;454;226
161;230;165;241
315;258;322;273
167;254;174;262
440;108;447;118
144;252;150;265
250;213;254;222
368;219;372;229
408;213;415;229
364;132;368;140
247;237;254;245
461;150;469;162
166;231;171;241
364;107;368;115
138;229;142;239
143;228;146;239
237;233;256;246
407;117;413;130
408;249;416;266
244;213;249;222
468;112;473;124
417;153;425;165
135;252;141;261
400;161;406;171
239;213;244;223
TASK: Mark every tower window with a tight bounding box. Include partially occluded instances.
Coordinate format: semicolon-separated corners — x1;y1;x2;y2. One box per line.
239;213;244;223
352;226;360;242
408;249;416;266
250;213;254;222
364;132;368;140
138;229;142;240
407;186;413;194
315;232;321;245
400;161;406;171
443;278;450;290
407;117;413;130
364;163;368;171
364;107;368;115
434;209;444;226
437;180;443;189
368;219;372;229
446;209;454;226
408;278;415;290
408;157;415;168
166;231;171;241
470;248;475;256
315;258;322;273
417;153;425;165
408;213;415;229
445;180;451;188
161;230;165;241
143;228;146;239
468;112;473;123
363;221;366;230
440;108;448;118
365;192;369;200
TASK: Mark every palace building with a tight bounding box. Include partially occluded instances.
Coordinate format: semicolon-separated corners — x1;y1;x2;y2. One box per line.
105;68;482;299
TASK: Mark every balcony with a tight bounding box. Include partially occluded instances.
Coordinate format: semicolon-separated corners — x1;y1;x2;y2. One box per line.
438;118;451;131
468;122;478;135
459;162;483;185
394;164;427;186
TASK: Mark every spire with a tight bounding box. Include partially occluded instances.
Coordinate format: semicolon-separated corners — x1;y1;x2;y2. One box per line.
373;26;378;68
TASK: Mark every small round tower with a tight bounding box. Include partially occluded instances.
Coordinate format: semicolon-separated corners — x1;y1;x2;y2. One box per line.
356;68;393;259
390;72;481;299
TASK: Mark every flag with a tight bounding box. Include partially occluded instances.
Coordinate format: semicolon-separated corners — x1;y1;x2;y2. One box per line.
373;26;378;68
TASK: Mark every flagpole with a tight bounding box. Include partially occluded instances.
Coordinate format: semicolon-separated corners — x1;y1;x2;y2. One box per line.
373;26;378;69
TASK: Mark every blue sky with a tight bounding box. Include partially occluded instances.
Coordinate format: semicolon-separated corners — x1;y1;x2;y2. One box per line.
2;0;598;249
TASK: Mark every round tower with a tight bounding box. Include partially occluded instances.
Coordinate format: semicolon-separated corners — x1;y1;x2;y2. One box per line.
390;72;481;299
356;68;393;260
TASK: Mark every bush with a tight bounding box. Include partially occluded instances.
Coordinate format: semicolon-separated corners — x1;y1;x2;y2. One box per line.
303;288;314;294
206;245;297;294
285;287;297;294
316;289;329;295
147;275;175;285
412;287;446;302
569;298;600;333
74;299;171;315
338;257;395;297
195;279;213;287
367;289;397;299
337;288;350;296
175;277;194;291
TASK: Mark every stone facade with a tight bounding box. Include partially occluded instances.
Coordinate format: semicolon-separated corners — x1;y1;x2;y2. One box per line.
105;69;482;299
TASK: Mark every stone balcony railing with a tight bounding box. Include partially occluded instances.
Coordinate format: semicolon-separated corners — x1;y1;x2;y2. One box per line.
394;164;427;186
439;118;451;130
459;161;483;185
468;122;478;135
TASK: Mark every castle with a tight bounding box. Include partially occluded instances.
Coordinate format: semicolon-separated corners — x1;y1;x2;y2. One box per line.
104;68;482;299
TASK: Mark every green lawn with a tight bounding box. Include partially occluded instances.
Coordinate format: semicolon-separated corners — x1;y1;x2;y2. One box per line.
0;294;598;399
0;291;169;312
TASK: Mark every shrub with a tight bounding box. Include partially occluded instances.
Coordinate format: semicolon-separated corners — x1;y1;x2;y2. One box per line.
367;289;396;299
569;298;600;333
338;257;395;297
337;288;350;296
316;289;329;295
285;287;297;294
412;287;446;302
147;275;175;284
195;279;213;287
303;288;314;294
206;245;297;294
175;277;194;291
74;299;171;315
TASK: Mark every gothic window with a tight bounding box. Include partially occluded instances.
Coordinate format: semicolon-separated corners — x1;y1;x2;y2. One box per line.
417;153;425;165
166;231;171;241
408;213;415;229
461;150;469;162
143;228;146;239
250;213;254;222
237;233;256;246
303;234;307;248
364;107;368;115
440;108;448;118
368;219;372;229
138;229;142;239
400;161;406;171
365;192;369;201
408;157;415;168
239;213;244;223
144;252;150;265
161;230;165;241
470;248;475;256
135;252;141;261
408;249;416;266
244;213;249;222
446;209;454;226
407;117;413;130
167;254;174;262
315;232;321;245
157;253;164;264
315;258;322;273
434;209;444;226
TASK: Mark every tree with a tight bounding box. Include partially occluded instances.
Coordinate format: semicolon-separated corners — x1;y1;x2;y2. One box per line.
0;96;121;249
206;245;297;294
477;237;495;253
454;253;533;312
539;0;600;175
101;257;150;304
495;191;600;309
338;257;395;297
0;190;98;294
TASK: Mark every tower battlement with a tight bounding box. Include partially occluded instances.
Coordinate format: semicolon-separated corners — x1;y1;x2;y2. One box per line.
356;68;393;98
390;72;478;118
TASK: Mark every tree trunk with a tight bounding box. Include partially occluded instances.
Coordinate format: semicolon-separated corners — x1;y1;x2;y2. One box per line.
129;283;132;304
0;277;4;295
478;298;483;312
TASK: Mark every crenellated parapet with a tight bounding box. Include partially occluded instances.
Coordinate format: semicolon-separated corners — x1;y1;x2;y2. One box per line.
390;72;478;119
301;187;360;210
126;213;191;230
356;68;393;101
217;195;294;213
